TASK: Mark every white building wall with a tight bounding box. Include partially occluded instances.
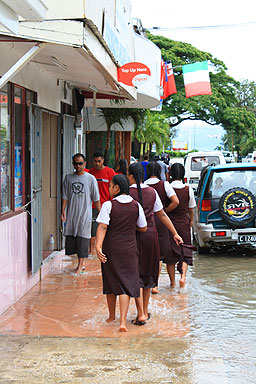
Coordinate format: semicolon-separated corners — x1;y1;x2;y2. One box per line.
0;44;72;112
42;0;120;27
134;34;161;101
40;0;135;65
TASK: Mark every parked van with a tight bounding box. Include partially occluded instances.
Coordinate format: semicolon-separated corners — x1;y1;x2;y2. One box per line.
184;151;226;190
242;151;256;163
243;153;253;163
222;150;235;163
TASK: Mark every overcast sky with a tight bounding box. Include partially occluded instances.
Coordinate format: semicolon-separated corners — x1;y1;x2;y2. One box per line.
130;0;256;82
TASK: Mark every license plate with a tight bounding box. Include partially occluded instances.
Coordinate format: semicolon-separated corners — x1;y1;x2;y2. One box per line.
189;179;199;185
238;234;256;244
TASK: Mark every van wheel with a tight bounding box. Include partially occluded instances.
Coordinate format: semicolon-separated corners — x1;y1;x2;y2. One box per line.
198;246;210;254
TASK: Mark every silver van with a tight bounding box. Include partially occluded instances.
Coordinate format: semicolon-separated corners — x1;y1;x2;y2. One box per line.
184;151;226;190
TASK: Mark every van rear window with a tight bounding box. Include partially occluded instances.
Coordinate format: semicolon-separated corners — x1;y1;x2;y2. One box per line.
204;169;256;198
191;156;220;171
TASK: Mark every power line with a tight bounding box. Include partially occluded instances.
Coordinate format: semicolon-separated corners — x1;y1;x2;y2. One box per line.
148;21;256;31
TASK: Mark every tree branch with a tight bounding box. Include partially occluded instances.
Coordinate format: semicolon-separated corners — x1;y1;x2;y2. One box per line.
170;116;217;128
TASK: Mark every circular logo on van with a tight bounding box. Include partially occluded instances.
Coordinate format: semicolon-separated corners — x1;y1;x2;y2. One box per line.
219;188;256;227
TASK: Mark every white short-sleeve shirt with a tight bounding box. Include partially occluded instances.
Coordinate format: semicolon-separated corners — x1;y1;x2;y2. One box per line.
130;183;163;212
144;178;176;199
96;194;147;227
170;180;196;208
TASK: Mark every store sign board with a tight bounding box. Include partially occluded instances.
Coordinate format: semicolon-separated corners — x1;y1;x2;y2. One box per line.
118;62;151;86
172;140;188;151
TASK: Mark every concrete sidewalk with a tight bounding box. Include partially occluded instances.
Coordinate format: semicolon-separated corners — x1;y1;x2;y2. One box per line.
0;254;193;383
0;254;190;338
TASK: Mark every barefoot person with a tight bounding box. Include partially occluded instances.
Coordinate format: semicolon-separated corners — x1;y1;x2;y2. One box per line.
145;161;179;294
96;175;147;332
89;152;115;255
167;163;196;290
128;163;183;324
61;154;100;274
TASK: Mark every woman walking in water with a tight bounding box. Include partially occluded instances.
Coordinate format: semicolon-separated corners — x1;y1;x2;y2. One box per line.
145;161;179;294
96;174;147;332
128;163;183;325
166;163;196;290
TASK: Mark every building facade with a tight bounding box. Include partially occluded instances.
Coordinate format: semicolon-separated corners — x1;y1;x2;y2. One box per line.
0;0;161;315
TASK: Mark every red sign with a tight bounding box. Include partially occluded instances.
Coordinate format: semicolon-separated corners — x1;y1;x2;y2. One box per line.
118;62;151;86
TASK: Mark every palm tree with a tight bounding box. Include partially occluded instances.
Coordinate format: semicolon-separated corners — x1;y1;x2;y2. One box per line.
98;107;146;165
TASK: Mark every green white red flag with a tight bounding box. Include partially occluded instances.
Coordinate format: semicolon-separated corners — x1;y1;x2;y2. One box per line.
182;61;212;98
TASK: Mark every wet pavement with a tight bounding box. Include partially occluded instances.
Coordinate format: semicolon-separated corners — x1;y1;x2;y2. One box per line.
0;250;256;383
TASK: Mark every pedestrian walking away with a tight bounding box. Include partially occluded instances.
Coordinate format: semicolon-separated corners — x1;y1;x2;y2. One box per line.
140;154;149;181
167;162;196;291
128;163;183;325
96;174;147;332
145;161;179;294
61;153;100;274
115;159;128;175
89;152;116;254
155;155;169;181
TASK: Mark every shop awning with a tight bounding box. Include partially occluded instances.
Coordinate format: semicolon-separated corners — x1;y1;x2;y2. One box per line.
0;19;137;101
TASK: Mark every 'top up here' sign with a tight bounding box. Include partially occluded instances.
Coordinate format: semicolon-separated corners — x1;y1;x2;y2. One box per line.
117;62;151;87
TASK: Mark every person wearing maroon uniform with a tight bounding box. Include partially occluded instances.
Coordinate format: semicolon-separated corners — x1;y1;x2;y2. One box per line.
89;152;115;254
128;163;183;325
96;175;147;332
115;159;128;175
145;161;179;293
167;163;196;290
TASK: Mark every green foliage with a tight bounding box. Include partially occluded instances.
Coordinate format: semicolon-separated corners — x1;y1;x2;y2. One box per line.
98;107;146;164
146;32;256;155
134;110;172;151
165;149;199;157
221;107;256;154
99;107;145;130
235;80;256;109
147;32;238;127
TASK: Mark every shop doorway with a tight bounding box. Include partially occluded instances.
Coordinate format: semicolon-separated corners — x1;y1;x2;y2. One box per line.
41;111;59;259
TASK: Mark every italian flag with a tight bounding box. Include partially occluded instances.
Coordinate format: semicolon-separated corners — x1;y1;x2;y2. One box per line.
182;61;212;98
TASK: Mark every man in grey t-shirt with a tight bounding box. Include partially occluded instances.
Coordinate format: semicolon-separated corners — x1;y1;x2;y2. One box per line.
155;155;169;181
61;153;100;274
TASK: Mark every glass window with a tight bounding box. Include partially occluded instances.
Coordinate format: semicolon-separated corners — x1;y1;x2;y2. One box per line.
14;86;25;210
0;84;37;217
0;85;11;214
26;89;36;108
76;128;82;153
205;169;256;198
191;156;220;171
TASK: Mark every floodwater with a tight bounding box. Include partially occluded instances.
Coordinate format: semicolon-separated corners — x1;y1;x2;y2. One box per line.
0;250;255;383
183;249;256;384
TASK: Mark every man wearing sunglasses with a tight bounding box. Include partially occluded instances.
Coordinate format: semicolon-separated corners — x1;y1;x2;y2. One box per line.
61;153;100;274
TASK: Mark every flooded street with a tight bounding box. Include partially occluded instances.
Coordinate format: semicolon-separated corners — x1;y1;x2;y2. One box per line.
183;250;256;384
0;250;255;383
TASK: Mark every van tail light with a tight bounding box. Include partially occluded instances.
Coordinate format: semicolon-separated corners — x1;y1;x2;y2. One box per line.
201;199;211;211
184;177;187;183
212;231;226;237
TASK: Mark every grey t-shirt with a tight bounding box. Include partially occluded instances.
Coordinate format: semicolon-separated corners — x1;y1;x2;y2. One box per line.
62;172;100;238
157;160;169;181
